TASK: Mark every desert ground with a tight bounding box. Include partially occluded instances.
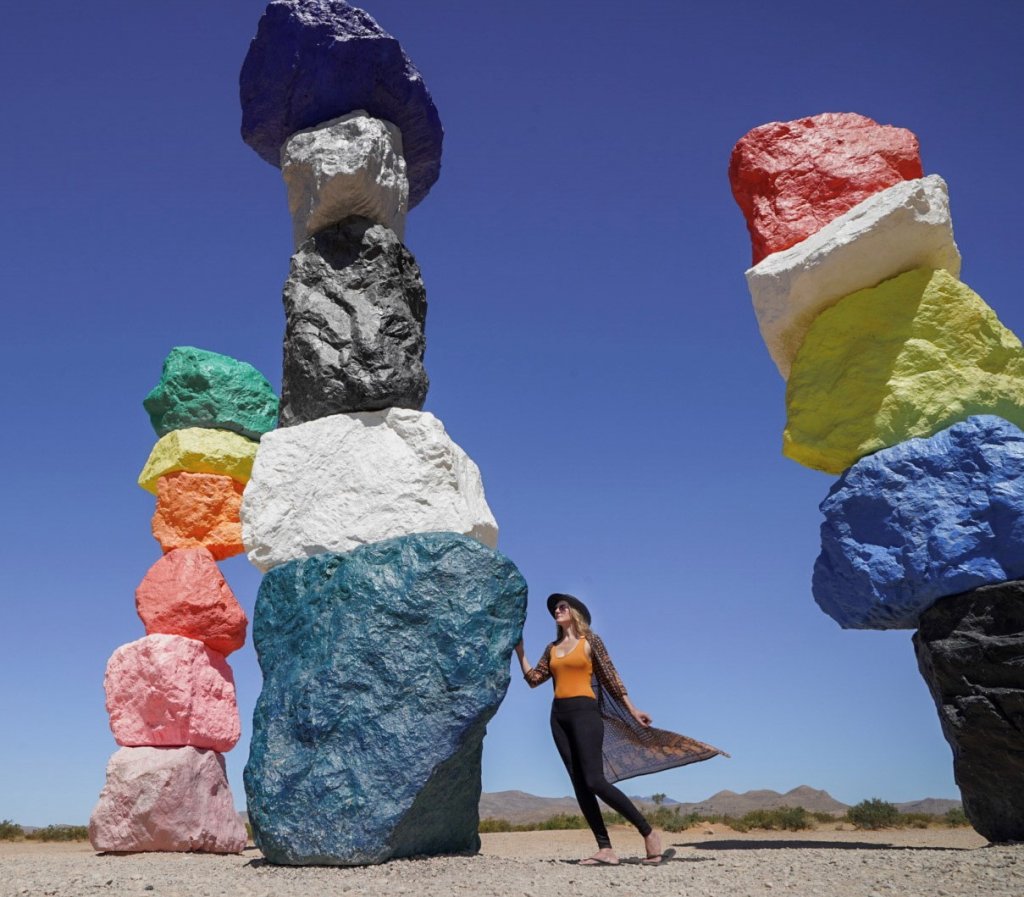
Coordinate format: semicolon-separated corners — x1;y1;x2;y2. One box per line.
1;824;1020;897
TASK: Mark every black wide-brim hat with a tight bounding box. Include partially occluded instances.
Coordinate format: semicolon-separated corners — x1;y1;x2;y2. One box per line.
547;593;591;625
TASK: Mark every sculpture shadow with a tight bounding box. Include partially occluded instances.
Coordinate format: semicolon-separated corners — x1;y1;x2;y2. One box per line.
672;839;968;852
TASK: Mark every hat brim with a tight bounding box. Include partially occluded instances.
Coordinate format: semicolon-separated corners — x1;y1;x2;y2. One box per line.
546;593;592;626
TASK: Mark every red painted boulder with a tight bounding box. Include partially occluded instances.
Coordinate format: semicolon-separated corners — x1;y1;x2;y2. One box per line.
729;112;923;264
89;746;247;853
104;634;240;752
135;548;247;656
151;471;244;560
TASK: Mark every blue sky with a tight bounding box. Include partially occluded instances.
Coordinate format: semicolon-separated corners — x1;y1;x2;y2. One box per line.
2;0;1022;826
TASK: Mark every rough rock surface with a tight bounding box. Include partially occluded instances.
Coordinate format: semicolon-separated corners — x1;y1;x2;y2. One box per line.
89;746;247;853
244;532;527;865
785;268;1024;474
104;634;240;751
138;428;257;494
241;409;496;572
152;473;245;560
135;548;247;656
729;112;923;264
747;176;960;378
279;216;428;424
914;581;1024;843
283;112;408;246
239;0;442;209
813;416;1024;629
143;346;279;441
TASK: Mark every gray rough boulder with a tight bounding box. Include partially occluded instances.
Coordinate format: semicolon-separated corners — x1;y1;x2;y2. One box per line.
914;579;1024;842
243;532;528;865
280;216;428;424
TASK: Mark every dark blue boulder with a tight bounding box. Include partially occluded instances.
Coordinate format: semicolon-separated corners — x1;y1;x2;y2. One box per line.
243;532;527;865
813;415;1024;630
239;0;443;209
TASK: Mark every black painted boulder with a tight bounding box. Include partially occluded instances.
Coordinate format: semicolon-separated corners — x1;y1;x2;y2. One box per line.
239;0;442;209
279;216;428;425
913;580;1024;842
243;532;527;865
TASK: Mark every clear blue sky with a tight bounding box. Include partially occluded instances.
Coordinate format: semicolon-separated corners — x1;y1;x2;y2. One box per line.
2;0;1022;826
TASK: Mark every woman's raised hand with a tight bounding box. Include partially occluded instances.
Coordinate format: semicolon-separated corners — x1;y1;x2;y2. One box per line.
633;709;652;727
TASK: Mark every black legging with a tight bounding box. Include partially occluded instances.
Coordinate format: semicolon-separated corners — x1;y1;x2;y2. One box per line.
550;696;652;849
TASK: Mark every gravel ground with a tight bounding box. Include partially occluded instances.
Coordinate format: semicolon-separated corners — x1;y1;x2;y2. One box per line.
1;825;1020;897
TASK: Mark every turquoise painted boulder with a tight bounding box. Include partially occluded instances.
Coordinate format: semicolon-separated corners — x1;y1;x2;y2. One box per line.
243;533;527;865
144;347;278;440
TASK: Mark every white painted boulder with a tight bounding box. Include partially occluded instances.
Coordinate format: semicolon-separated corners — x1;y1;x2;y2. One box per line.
104;634;240;752
282;111;409;247
746;175;961;378
241;409;498;572
89;746;247;853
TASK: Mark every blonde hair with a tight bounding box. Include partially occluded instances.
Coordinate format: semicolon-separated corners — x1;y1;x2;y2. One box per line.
555;606;593;643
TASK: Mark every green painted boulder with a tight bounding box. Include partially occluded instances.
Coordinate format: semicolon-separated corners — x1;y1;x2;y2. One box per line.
785;268;1024;474
144;347;279;440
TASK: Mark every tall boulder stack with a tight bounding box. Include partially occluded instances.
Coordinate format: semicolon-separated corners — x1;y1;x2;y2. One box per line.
237;0;527;865
730;112;1024;841
89;346;278;853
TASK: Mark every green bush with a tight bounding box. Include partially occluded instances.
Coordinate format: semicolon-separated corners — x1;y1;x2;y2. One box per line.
724;807;814;832
535;813;588;830
847;799;899;830
944;807;970;828
25;825;90;842
812;811;839;823
0;820;24;841
479;818;515;833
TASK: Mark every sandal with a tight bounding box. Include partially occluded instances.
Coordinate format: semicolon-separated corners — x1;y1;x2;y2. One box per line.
640;848;676;866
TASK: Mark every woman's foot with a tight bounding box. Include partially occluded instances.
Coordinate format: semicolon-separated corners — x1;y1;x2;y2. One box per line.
579;847;619;866
641;830;664;864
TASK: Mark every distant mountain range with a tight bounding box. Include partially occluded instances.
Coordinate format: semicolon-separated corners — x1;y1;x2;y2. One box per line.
478;787;961;823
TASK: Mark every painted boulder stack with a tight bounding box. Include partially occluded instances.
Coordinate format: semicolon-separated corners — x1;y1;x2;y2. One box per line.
237;0;527;865
89;347;278;853
730;112;1024;840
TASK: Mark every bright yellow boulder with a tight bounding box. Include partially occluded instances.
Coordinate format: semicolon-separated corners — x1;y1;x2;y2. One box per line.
784;267;1024;474
138;427;258;494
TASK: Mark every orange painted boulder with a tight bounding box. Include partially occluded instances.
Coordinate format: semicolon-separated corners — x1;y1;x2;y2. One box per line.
136;548;247;656
104;634;240;752
152;472;244;560
729;112;923;264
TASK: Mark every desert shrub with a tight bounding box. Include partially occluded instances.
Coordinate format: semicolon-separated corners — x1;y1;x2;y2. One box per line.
812;811;838;823
944;807;970;828
728;807;814;832
847;799;899;830
26;825;89;842
479;818;514;833
897;813;932;829
536;813;588;830
0;820;24;841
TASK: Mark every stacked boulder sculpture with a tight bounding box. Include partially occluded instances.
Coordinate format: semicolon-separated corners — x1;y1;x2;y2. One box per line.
237;0;527;865
731;112;1024;842
89;347;278;853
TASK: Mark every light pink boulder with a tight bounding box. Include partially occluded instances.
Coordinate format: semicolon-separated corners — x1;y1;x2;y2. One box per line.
104;634;240;751
89;746;247;853
135;548;248;656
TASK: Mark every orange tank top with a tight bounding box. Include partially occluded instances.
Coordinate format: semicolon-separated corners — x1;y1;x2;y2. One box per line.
549;638;595;699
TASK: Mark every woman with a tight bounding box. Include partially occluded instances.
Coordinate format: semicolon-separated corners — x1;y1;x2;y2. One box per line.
515;593;726;867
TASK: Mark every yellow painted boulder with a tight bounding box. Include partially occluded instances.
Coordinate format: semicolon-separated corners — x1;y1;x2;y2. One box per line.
138;428;258;494
785;268;1024;474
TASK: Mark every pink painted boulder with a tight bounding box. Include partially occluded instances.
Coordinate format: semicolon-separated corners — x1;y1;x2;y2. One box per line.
729;112;923;264
104;634;240;751
135;548;248;656
89;746;247;853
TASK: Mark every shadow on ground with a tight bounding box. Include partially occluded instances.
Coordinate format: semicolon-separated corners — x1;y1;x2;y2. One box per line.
673;839;969;852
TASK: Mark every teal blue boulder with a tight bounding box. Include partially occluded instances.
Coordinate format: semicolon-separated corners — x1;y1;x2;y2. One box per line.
144;346;279;440
243;533;527;865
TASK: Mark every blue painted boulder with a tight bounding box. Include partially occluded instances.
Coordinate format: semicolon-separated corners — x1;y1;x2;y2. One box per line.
239;0;442;209
813;415;1024;629
243;532;527;865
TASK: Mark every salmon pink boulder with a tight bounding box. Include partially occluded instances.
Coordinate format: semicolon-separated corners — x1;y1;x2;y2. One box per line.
152;472;245;560
135;548;247;655
89;746;247;853
104;634;240;751
729;112;923;264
